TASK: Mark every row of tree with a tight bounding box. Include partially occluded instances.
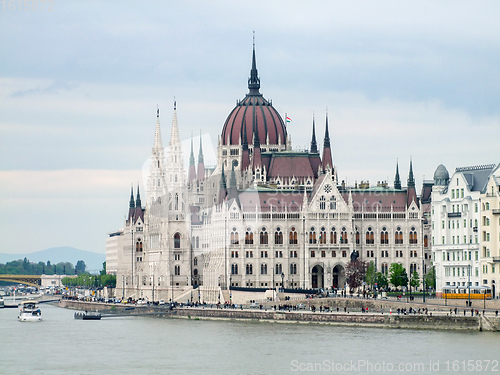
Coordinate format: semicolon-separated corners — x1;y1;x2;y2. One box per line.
0;258;87;275
345;260;436;293
61;262;116;288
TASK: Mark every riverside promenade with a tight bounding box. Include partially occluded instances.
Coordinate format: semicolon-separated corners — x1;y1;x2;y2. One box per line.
58;297;500;332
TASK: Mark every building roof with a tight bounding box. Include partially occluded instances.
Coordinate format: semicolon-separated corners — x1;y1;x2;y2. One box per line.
266;152;318;179
341;188;409;212
456;164;496;193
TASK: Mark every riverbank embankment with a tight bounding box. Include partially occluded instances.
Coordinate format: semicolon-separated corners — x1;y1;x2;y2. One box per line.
58;299;499;331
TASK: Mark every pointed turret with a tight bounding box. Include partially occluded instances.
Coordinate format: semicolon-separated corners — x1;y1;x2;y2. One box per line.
219;165;227;204
188;134;196;183
197;132;205;180
394;160;402;190
165;100;186;188
228;164;238;200
128;185;135;222
406;158;417;207
241;118;250;170
248;34;260;95
322;113;333;171
134;185;144;223
135;185;142;208
310;116;318;154
153;106;163;156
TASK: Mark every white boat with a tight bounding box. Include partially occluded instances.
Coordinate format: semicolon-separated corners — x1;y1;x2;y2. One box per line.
18;301;42;322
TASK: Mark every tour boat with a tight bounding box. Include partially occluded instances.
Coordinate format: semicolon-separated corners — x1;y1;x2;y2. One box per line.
18;301;42;322
74;311;101;320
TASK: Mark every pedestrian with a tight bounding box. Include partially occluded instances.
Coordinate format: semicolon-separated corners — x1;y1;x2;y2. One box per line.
496;310;498;317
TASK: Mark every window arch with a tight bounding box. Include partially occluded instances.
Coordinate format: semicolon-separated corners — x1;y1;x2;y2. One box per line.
381;227;389;245
289;227;298;245
174;233;181;249
330;196;336;210
409;227;417;244
330;227;337;244
193;268;198;276
410;263;417;274
174;193;179;210
174;265;180;275
320;227;327;244
274;227;283;245
381;263;388;274
136;240;143;252
366;227;374;244
261;263;268;275
309;227;317;244
245;228;254;245
231;228;239;245
260;228;268;245
424;235;429;248
319;195;326;210
290;263;297;275
245;264;253;275
275;263;282;275
231;264;238;275
355;230;360;245
193;257;198;266
395;227;403;245
340;227;348;244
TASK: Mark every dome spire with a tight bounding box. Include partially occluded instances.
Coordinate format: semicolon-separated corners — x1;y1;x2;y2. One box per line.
394;159;402;189
248;32;260;95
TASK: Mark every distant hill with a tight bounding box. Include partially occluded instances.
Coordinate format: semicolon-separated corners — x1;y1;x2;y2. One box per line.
0;247;106;273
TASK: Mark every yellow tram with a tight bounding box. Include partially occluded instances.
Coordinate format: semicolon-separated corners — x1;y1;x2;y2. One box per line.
441;286;492;300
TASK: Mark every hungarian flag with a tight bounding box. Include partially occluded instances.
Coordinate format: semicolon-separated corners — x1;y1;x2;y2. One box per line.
286;116;292;124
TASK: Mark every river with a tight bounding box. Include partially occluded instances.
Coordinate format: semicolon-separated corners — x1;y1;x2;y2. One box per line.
0;303;498;374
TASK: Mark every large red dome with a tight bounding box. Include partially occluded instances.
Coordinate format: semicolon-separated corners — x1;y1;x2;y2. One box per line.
221;47;287;146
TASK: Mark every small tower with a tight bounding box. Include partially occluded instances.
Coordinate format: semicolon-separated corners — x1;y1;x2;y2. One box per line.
197;132;205;181
310;115;318;154
407;158;417;207
322;113;333;172
394;160;402;190
188;134;196;184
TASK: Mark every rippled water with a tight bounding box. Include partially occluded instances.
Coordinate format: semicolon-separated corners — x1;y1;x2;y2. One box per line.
0;304;498;374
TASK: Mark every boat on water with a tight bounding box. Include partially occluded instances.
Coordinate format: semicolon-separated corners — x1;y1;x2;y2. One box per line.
74;311;101;320
18;301;42;322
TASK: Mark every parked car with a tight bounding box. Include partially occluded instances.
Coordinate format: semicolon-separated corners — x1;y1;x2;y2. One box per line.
296;303;306;310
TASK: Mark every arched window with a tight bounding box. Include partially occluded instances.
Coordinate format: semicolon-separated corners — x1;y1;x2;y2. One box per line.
381;227;389;245
275;227;283;244
275;263;282;275
290;263;297;275
174;233;181;249
245;228;254;245
193;268;198;276
246;264;253;275
319;195;326;210
320;227;327;244
174;265;180;275
381;263;388;274
309;227;317;244
366;227;374;244
410;263;417;274
330;228;337;244
193;257;198;266
231;228;239;245
409;227;417;244
136;240;143;252
424;235;429;248
261;264;267;275
231;264;238;275
355;230;360;245
395;227;403;245
174;193;179;210
142;276;147;285
260;228;268;245
330;196;336;210
289;227;298;245
340;228;348;244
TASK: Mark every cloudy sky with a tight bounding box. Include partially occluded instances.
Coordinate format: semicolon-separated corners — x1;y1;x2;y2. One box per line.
1;1;499;255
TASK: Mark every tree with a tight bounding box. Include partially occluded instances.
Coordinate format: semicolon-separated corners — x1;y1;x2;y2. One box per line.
376;272;388;290
365;261;376;289
345;260;367;292
424;265;436;290
389;263;408;288
75;260;86;275
410;271;420;289
100;261;107;276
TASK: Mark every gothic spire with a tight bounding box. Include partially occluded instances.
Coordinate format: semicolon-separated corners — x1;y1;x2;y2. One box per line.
310;115;318;154
188;133;196;183
197;131;205;180
323;113;331;149
394;159;402;190
169;99;180;147
198;131;204;164
408;158;415;188
322;112;333;171
135;184;142;208
153;107;163;155
248;33;260;95
129;185;135;208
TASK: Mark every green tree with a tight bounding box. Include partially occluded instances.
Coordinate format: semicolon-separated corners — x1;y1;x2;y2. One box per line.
365;261;376;289
410;271;420;288
424;265;436;290
376;272;388;290
75;260;86;274
100;261;106;276
389;263;408;288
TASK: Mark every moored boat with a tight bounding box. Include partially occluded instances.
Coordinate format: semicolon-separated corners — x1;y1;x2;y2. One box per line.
74;311;101;320
18;301;42;322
